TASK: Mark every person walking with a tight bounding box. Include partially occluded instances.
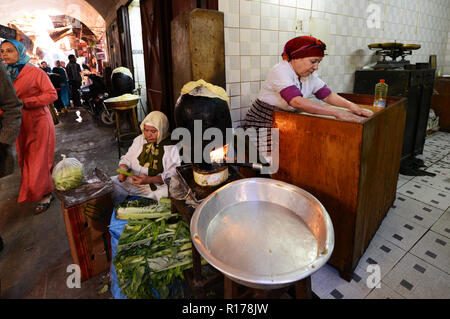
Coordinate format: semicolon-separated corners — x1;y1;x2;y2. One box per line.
52;60;70;113
66;54;82;108
0;39;57;214
0;63;23;251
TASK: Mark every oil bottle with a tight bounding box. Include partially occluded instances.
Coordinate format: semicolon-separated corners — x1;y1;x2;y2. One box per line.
373;79;388;107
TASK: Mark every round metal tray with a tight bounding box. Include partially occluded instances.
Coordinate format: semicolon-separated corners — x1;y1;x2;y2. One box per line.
104;98;139;109
190;178;334;289
402;44;421;50
368;42;404;49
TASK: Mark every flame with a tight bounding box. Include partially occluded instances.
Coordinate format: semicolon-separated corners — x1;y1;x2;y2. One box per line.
210;144;228;163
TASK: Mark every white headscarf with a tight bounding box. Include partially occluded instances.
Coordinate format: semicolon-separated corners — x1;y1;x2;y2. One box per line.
140;111;169;144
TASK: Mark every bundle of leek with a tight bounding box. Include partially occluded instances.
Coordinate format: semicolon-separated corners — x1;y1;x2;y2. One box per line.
116;197;172;220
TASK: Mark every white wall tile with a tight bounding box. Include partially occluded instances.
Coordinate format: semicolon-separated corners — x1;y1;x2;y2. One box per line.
261;3;279;30
262;0;279;4
297;0;311;10
279;6;297;31
240;0;261;29
261;30;279;55
222;0;450;119
279;0;296;7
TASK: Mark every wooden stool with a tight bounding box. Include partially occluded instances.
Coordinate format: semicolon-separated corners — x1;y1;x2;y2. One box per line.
111;103;140;158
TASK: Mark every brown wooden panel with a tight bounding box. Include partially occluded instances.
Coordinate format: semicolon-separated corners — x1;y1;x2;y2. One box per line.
62;195;113;281
141;0;161;114
172;0;197;18
190;9;225;88
171;8;225;103
431;77;450;131
140;0;175;126
353;97;406;268
272;93;407;280
272;112;363;277
117;5;134;76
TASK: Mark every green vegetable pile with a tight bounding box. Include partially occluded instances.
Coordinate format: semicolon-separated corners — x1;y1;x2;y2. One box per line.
113;197;194;299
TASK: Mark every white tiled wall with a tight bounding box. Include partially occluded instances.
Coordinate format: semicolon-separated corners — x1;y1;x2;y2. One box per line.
219;0;450;127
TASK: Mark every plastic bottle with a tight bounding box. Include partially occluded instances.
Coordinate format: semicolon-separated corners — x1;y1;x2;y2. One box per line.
373;79;388;108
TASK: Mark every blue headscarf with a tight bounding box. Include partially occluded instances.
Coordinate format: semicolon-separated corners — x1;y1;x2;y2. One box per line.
1;39;30;81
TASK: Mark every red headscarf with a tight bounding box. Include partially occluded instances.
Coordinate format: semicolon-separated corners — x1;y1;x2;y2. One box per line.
282;36;326;61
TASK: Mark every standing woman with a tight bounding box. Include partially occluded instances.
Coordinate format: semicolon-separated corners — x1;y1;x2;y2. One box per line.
245;36;372;157
0;39;58;213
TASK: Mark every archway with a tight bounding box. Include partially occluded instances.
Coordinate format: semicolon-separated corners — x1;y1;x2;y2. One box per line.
0;0;106;70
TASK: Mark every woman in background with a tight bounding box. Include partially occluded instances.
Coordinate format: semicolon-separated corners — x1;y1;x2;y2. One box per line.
0;39;58;214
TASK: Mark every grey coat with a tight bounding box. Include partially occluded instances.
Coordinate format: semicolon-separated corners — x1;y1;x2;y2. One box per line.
0;63;23;177
0;63;22;145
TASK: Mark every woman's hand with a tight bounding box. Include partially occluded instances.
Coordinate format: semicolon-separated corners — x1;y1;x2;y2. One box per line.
347;103;373;118
118;165;129;182
131;174;164;186
131;174;151;185
335;109;367;123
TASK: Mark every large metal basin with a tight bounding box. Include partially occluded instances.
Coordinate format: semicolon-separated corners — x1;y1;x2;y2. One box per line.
190;178;334;290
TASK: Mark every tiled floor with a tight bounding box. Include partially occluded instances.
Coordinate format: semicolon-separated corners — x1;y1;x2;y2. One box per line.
311;131;450;299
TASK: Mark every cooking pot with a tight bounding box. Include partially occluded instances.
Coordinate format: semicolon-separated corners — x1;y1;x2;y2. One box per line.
190;178;334;289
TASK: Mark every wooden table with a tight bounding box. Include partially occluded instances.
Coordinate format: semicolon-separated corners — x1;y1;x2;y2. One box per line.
60;194;114;281
272;93;407;281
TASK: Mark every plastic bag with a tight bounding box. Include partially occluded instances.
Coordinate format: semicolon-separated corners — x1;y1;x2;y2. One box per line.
52;154;84;191
54;168;113;208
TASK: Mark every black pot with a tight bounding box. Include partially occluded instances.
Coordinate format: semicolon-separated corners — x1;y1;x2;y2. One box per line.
111;72;134;97
174;94;232;170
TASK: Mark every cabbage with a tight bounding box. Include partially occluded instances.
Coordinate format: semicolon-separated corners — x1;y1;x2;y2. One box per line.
52;155;84;191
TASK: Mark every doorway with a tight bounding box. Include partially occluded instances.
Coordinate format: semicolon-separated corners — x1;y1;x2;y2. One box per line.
127;0;147;122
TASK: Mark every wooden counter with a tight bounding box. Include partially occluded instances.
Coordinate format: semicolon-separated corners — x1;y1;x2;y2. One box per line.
272;93;407;281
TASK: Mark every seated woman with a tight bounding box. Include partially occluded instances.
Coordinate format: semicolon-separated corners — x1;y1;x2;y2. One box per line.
111;111;181;205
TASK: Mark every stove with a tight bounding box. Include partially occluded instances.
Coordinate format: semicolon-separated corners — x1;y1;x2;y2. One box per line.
176;164;243;203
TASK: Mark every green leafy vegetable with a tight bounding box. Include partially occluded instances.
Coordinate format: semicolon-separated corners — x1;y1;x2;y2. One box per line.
53;166;84;191
113;197;198;299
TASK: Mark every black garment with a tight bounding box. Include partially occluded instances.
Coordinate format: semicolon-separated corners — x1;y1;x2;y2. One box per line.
66;61;82;82
52;67;66;111
70;80;82;108
40;66;51;73
66;61;82;107
48;73;63;111
0;143;14;177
